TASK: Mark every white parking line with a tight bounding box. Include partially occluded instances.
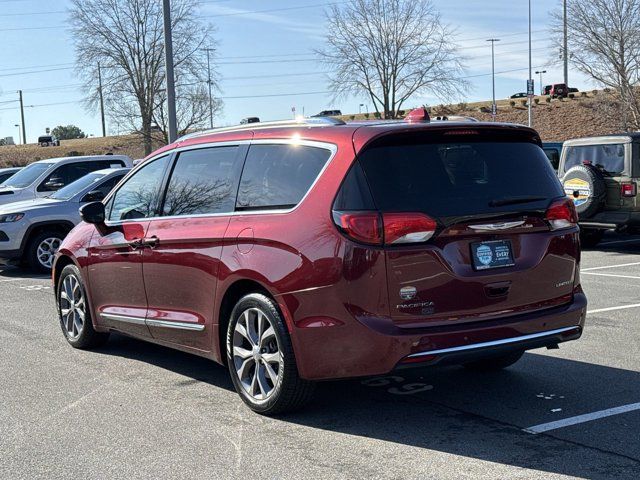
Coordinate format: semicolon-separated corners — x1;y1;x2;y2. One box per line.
587;303;640;314
524;402;640;434
582;272;640;280
582;261;640;272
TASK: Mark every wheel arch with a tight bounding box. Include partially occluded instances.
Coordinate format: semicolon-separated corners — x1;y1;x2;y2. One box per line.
21;220;76;253
216;278;278;365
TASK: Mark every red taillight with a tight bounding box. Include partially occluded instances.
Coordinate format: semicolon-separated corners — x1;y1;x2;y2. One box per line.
545;198;578;230
383;213;437;244
333;211;437;245
333;211;382;245
621;182;637;197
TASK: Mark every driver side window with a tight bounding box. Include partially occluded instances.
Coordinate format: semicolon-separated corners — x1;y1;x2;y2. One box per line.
107;156;170;221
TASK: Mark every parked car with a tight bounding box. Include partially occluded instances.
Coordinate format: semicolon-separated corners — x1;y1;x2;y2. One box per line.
0;168;129;272
568;87;579;94
312;110;342;117
510;92;527;99
550;83;568;98
0;155;132;207
240;117;260;124
53;112;586;415
543;85;552;95
38;135;60;147
0;167;21;184
559;133;640;247
542;142;564;171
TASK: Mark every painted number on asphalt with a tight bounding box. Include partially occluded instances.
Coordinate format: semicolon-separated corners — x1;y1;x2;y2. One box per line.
361;376;433;395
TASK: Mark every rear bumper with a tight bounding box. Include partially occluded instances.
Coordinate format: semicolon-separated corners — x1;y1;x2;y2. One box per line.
580;211;640;231
288;292;587;380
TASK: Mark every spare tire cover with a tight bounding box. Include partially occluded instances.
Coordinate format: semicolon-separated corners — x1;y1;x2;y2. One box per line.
562;164;606;218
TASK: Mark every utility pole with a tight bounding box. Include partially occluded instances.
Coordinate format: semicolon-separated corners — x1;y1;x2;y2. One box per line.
162;0;178;142
487;39;500;121
97;62;106;137
563;0;569;87
205;48;214;129
17;90;26;144
528;0;533;127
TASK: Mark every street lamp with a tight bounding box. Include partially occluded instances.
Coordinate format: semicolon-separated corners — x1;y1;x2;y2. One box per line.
487;38;500;121
528;0;533;127
359;103;364;114
535;70;547;95
14;124;21;145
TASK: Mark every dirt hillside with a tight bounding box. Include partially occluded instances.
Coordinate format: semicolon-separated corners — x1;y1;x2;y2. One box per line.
0;90;627;168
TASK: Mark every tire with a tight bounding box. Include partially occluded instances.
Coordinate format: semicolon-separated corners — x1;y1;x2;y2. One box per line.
562;164;606;219
25;230;65;273
463;350;524;371
226;293;315;415
580;228;605;248
56;264;109;349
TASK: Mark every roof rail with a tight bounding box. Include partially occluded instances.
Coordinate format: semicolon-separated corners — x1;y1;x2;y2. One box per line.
178;116;346;142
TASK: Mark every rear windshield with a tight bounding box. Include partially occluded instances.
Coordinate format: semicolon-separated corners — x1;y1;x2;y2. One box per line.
357;134;563;218
563;144;625;175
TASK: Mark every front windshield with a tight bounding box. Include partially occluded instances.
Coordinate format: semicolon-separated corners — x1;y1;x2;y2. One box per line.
0;162;50;188
50;172;105;201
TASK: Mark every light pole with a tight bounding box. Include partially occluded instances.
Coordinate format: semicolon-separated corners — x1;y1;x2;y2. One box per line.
205;48;214;129
535;70;547;95
563;0;569;87
487;38;500;121
14;124;21;145
162;0;178;142
359;103;364;114
528;0;533;127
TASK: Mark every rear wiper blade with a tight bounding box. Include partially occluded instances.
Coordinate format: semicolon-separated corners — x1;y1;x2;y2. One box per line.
489;196;546;207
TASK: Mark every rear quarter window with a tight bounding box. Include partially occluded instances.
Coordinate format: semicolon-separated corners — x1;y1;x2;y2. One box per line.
236;144;331;210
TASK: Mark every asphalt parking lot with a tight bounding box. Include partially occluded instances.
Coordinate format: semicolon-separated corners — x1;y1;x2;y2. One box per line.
1;233;639;479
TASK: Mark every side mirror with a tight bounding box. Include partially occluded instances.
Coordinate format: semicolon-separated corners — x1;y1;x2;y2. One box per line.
44;178;65;191
82;190;105;203
80;201;105;224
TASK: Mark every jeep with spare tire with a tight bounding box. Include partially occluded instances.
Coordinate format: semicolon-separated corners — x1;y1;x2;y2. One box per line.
558;134;640;247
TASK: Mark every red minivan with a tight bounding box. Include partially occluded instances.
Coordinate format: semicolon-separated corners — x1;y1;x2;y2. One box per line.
53;114;586;414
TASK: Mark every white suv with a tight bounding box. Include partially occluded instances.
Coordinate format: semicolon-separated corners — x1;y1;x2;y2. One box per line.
0;155;133;207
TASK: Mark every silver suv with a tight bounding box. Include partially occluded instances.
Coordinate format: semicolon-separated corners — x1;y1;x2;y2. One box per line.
0;155;132;207
0;168;129;271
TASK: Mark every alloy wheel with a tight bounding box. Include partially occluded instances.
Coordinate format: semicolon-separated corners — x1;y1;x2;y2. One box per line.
232;307;283;401
59;274;86;340
37;237;62;269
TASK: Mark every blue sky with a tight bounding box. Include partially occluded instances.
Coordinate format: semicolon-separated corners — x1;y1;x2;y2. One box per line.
0;0;590;143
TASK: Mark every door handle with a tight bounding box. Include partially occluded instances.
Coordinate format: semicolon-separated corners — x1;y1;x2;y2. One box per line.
128;238;145;249
143;236;159;248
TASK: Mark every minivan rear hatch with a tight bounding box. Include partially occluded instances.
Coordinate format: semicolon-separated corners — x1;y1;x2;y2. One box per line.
341;126;578;328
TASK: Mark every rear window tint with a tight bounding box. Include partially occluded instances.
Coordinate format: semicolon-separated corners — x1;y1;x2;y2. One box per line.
563;144;625;175
358;136;563;218
237;144;331;210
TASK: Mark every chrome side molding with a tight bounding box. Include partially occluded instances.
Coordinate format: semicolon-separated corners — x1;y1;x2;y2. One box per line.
99;313;205;332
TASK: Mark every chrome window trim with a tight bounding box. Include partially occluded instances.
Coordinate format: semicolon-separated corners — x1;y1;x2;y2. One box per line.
406;326;579;359
102;138;338;227
146;319;206;331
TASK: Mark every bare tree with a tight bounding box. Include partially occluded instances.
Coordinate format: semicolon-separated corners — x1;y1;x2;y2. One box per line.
551;0;640;130
316;0;467;119
70;0;221;154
